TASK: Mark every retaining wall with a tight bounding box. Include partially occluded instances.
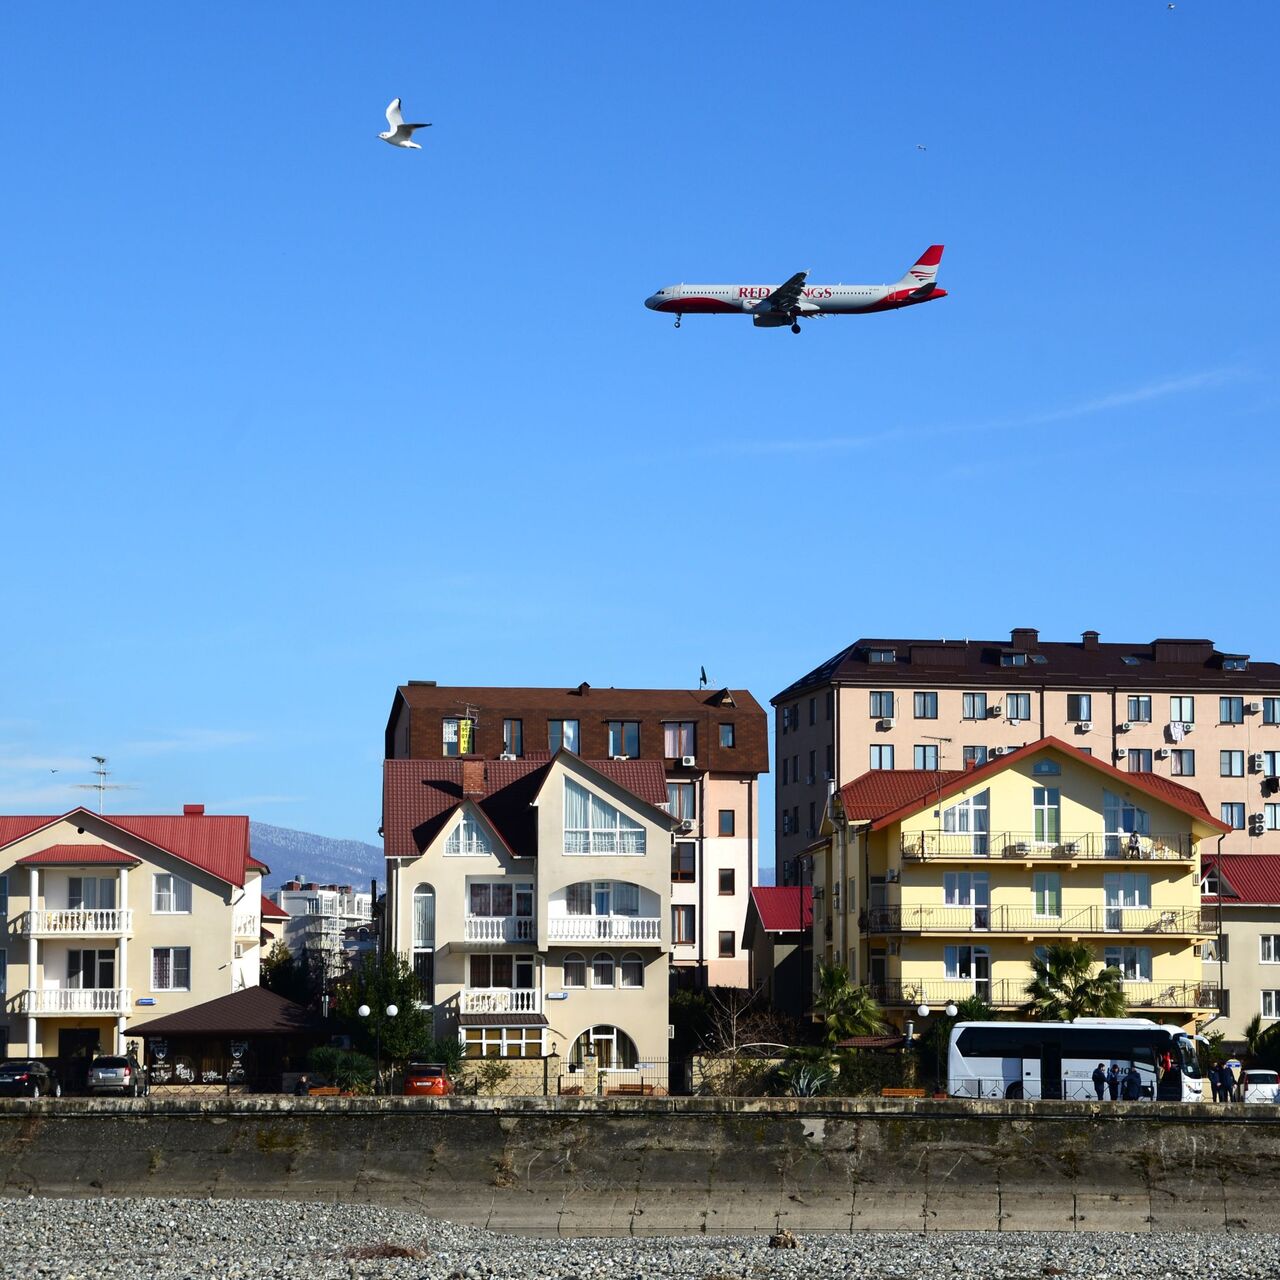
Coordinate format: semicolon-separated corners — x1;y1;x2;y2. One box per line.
2;1095;1278;1235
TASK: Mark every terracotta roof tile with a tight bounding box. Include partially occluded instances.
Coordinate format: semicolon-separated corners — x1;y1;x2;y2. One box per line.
749;885;813;932
1202;854;1280;906
261;894;290;919
14;844;141;867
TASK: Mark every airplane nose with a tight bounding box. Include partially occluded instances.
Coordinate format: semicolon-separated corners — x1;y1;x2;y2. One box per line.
644;294;660;310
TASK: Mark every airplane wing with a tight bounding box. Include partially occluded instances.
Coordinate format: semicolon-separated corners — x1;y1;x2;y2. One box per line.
764;271;809;313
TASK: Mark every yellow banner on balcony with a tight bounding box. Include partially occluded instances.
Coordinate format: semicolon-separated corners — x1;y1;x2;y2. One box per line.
459;718;474;755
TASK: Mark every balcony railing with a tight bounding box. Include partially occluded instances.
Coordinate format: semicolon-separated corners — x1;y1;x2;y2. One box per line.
234;913;259;937
463;915;536;944
460;987;542;1015
863;905;1215;937
898;831;1196;862
17;909;133;938
866;979;1218;1011
20;987;133;1015
547;915;662;943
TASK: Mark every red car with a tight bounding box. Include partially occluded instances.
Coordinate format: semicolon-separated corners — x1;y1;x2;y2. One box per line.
402;1063;452;1096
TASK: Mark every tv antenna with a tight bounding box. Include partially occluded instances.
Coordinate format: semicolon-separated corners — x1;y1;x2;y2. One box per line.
72;756;137;814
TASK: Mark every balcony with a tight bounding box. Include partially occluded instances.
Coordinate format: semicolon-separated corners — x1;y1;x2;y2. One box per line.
20;987;133;1016
863;905;1215;937
547;915;662;944
463;915;536;945
234;913;259;938
17;909;133;938
460;987;542;1015
898;831;1196;862
867;979;1218;1011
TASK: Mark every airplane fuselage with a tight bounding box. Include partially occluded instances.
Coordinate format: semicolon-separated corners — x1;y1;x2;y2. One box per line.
644;281;946;318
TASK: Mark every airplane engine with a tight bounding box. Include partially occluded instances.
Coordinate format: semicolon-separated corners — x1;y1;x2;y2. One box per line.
752;313;790;328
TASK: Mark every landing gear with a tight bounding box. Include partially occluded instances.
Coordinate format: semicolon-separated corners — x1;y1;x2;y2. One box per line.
790;322;801;334
674;315;682;329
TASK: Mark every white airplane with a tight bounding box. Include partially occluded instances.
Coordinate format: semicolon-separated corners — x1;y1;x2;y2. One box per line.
644;245;946;332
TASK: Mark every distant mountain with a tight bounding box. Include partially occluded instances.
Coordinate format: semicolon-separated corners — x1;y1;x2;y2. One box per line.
250;821;383;893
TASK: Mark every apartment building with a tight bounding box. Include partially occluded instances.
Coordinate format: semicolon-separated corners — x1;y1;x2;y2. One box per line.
385;681;768;988
1200;854;1280;1041
0;803;266;1060
811;738;1225;1034
382;753;675;1069
773;629;1280;881
272;878;374;977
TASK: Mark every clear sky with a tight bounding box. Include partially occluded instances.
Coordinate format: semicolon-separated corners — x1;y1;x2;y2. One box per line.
1;3;1276;880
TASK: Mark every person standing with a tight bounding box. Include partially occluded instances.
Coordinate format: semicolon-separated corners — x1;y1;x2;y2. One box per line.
1225;1057;1243;1103
1208;1062;1222;1103
1107;1063;1121;1101
1122;1065;1143;1101
1092;1062;1107;1101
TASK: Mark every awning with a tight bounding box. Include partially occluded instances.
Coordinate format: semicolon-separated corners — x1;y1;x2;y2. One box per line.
459;1013;548;1028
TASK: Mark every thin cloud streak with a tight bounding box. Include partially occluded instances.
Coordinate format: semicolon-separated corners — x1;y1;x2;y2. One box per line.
722;367;1245;457
121;729;260;756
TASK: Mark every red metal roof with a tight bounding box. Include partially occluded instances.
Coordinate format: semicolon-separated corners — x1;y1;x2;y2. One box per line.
14;844;141;867
383;754;672;859
0;807;260;886
261;894;290;919
749;885;813;932
839;738;1228;834
1202;854;1280;906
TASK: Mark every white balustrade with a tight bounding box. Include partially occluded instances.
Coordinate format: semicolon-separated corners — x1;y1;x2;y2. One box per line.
233;913;259;937
547;915;662;943
20;987;132;1015
463;915;537;944
460;987;543;1014
19;909;133;937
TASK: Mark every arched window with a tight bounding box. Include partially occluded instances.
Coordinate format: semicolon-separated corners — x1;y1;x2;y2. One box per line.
445;810;493;856
570;1025;638;1069
413;885;435;1005
619;952;644;989
563;953;586;989
591;952;614;988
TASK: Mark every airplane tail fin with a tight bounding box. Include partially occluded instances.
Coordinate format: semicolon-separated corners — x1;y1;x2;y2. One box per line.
896;244;945;289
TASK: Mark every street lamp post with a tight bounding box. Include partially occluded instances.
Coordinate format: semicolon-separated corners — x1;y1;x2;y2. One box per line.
915;1001;959;1090
358;1002;399;1094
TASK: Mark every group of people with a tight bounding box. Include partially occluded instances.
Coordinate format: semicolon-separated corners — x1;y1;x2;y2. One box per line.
1091;1061;1147;1101
1208;1058;1245;1103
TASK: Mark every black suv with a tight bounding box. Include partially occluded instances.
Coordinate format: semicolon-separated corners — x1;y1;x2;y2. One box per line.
87;1053;148;1097
0;1060;61;1098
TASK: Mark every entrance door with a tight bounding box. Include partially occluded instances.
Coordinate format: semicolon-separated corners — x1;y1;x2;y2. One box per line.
59;1027;101;1092
973;948;991;1001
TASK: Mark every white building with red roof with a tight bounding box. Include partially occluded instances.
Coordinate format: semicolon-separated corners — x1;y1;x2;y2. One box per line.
0;803;267;1063
1201;854;1280;1042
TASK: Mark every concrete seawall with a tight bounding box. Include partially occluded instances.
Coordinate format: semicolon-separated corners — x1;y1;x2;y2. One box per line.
2;1095;1278;1235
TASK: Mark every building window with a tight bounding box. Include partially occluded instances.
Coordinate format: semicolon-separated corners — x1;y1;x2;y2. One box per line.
869;691;894;719
961;692;987;720
152;947;191;991
1127;749;1153;772
565;780;646;854
672;905;695;945
1170;696;1195;724
1033;760;1061;776
1264;991;1280;1020
68;948;115;989
808;800;816;833
1103;946;1152;982
1203;934;1229;963
718;931;736;959
470;953;535;989
1104;872;1151;917
1127;696;1152;723
719;867;736;895
445;810;494;856
719;723;735;749
443;717;476;756
867;648;896;664
1033;787;1061;843
1034;871;1062;918
826;691;834;720
563;953;585;988
809;697;817;726
1221;750;1245;778
1170;750;1195;776
1221;697;1245;725
502;718;523;757
667;782;696;821
943;945;989;985
808;749;817;781
1261;936;1280;963
963;746;989;768
413;885;435;1004
1007;693;1031;723
663;722;696;757
718;809;735;837
1264;752;1280;776
620;952;644;988
1221;803;1246;830
463;1025;544;1059
1266;804;1280;831
68;877;116;910
914;744;938;770
152;874;192;914
591;952;615;988
1000;652;1028;667
1067;694;1092;722
549;719;580;753
469;881;534;919
870;745;894;770
607;721;640;757
1265;698;1280;725
914;692;938;719
780;757;788;785
825;744;835;777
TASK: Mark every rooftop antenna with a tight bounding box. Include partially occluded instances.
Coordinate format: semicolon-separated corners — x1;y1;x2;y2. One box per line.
699;665;709;689
72;756;137;814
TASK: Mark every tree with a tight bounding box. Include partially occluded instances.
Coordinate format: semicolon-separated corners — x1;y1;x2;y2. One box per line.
813;965;887;1047
1022;943;1126;1020
335;950;433;1071
260;941;323;1005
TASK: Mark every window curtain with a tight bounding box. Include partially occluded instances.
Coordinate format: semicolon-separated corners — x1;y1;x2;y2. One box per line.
413;886;435;947
567;881;592;915
614;882;639;915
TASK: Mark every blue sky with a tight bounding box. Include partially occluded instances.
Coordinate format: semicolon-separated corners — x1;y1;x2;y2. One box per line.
1;3;1276;880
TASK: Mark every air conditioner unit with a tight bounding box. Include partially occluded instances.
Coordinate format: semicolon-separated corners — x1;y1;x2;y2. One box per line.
880;717;896;730
1115;748;1128;759
1079;721;1093;732
1182;722;1194;734
611;754;629;762
991;745;1008;756
1155;747;1170;759
1249;701;1263;714
499;752;517;761
1118;721;1132;733
886;868;900;882
805;774;815;786
1252;754;1265;772
678;819;694;834
988;704;1003;718
680;755;697;768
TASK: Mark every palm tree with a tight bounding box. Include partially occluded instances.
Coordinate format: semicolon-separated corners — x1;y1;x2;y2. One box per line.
814;964;887;1046
1023;943;1127;1020
1244;1013;1266;1059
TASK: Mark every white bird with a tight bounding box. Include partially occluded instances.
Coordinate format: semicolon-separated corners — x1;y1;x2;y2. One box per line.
379;98;431;149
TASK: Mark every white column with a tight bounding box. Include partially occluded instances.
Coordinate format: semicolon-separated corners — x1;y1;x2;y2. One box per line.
26;868;40;1054
117;867;129;1053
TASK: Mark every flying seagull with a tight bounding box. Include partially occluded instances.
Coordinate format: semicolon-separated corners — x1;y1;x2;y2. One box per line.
380;98;431;149
916;143;927;151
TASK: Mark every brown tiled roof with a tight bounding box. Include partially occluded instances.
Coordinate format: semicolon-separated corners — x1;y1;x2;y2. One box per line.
775;630;1280;701
15;844;141;867
386;683;769;775
458;1013;549;1028
383;754;673;859
127;987;328;1036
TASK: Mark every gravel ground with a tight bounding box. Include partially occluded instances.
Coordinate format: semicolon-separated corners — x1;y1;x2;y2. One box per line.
4;1198;1280;1280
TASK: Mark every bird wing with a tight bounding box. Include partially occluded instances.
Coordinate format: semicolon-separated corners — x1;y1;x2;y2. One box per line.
402;122;431;134
764;271;809;314
386;98;405;128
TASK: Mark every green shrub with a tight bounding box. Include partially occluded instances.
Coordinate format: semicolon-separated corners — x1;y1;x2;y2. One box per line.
307;1046;376;1093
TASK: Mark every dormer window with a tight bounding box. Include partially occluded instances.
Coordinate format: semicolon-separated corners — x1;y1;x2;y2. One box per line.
1224;657;1249;671
1000;651;1028;667
867;648;896;664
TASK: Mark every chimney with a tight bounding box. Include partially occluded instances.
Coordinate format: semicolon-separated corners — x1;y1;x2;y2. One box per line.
1010;627;1039;647
576;681;591;696
183;803;205;817
1081;630;1100;650
461;759;486;797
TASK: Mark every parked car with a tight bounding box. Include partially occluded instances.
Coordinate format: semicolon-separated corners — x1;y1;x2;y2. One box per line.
402;1062;452;1096
0;1060;61;1098
1242;1069;1280;1104
88;1054;148;1097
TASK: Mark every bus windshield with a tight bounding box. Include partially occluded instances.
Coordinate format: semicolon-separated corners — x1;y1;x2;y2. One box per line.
1176;1034;1202;1079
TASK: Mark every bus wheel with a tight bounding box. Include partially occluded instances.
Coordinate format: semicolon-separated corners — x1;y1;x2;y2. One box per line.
1004;1082;1024;1100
